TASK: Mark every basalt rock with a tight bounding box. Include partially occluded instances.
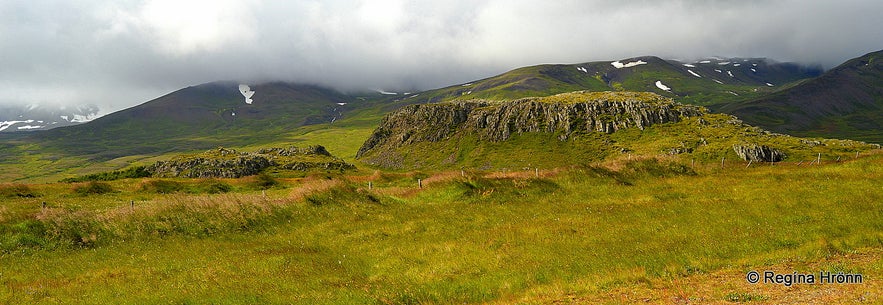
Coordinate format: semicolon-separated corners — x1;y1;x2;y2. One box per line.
149;145;354;178
357;91;705;158
733;144;786;162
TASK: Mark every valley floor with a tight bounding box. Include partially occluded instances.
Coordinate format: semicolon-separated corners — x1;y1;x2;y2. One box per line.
1;153;881;304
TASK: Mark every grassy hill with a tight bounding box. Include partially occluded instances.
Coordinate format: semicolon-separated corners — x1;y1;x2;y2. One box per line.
357;91;876;171
717;50;883;143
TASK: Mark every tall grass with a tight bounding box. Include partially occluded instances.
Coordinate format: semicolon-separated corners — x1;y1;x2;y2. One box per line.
0;155;881;303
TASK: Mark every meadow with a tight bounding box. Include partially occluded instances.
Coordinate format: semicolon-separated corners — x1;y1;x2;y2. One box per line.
1;152;881;304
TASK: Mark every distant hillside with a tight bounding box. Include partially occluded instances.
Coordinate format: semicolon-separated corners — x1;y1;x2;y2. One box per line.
34;82;368;159
717;50;883;143
390;56;820;109
357;91;875;170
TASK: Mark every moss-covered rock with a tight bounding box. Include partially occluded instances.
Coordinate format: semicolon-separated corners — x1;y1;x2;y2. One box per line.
149;145;354;178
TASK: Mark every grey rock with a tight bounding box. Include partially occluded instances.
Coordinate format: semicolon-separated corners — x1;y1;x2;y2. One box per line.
357;92;705;158
733;144;785;162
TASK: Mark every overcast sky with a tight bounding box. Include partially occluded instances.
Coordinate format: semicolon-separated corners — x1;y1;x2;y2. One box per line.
2;0;882;113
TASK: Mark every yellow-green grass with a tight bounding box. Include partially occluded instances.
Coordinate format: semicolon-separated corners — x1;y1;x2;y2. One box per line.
0;154;881;303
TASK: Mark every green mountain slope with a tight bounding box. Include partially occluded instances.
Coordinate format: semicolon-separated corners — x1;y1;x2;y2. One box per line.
395;56;820;108
717;50;883;143
357;91;876;171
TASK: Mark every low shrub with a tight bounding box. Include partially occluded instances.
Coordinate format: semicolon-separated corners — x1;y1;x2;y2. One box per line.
249;173;278;190
61;166;152;182
72;182;115;195
139;180;185;194
622;158;695;178
0;184;38;198
195;180;233;194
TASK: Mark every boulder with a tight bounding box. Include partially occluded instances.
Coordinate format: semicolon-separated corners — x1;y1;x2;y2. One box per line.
733;144;785;162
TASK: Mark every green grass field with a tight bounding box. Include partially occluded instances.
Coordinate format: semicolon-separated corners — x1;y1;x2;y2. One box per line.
1;153;881;304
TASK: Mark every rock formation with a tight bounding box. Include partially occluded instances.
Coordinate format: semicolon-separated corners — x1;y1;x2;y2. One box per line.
732;144;786;162
149;145;354;178
357;91;704;158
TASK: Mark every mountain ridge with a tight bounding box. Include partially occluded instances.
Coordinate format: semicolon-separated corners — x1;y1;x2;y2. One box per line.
717;50;883;143
388;55;821;109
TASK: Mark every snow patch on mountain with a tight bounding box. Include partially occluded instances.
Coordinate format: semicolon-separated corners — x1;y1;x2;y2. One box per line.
17;125;43;130
683;64;696;68
655;81;671;91
71;114;95;123
712;79;724;84
727;71;734;77
239;84;255;104
576;67;588;73
376;89;398;95
0;120;34;132
687;70;702;78
611;60;647;69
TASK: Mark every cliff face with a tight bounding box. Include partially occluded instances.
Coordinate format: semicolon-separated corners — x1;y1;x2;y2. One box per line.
357;91;704;158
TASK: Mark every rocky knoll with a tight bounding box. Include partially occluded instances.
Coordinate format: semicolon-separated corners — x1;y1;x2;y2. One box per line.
150;145;354;178
357;91;703;158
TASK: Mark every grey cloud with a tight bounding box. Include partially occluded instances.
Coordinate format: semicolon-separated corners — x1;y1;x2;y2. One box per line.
1;0;881;113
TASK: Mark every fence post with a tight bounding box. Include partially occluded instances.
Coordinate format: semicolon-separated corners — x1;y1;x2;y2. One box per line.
131;200;134;211
41;201;46;211
418;179;422;188
816;153;821;165
721;157;725;169
535;168;539;178
368;181;372;190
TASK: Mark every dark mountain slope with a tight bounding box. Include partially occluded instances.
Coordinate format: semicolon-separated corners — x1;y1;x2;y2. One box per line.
36;82;362;159
718;50;883;143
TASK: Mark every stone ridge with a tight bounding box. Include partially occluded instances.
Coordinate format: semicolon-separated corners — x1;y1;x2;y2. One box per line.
356;91;705;158
149;145;354;178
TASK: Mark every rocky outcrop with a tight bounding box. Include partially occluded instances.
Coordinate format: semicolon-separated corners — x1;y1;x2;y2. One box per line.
149;145;354;178
357;91;704;158
733;144;785;162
